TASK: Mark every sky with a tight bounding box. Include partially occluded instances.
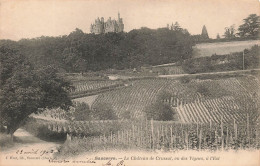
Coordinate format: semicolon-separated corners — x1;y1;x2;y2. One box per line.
0;0;259;40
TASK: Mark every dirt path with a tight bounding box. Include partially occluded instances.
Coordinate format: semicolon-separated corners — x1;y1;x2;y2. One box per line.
1;128;62;166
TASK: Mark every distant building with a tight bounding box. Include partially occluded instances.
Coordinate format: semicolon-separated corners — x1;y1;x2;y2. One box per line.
90;13;124;34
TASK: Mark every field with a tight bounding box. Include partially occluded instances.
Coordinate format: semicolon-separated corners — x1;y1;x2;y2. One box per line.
91;75;259;122
26;117;260;153
26;71;260;154
69;79;125;98
193;40;260;57
34;73;260;124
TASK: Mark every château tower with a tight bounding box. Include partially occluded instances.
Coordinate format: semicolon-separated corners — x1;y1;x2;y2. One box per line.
90;12;124;34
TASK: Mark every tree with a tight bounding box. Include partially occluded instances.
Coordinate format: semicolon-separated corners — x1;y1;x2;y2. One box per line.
72;102;91;121
92;102;117;120
171;22;182;31
201;25;209;39
144;91;177;121
243;45;260;69
216;33;220;39
223;25;236;39
157;90;173;102
145;101;175;121
237;14;260;38
0;46;72;141
1;27;194;72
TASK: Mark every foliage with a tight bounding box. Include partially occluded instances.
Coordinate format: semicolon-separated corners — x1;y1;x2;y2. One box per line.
22;118;66;141
0;27;194;72
196;85;211;97
223;25;236;39
52;120;259;153
193;14;259;43
216;33;220;39
183;45;259;74
237;14;260;38
179;76;191;84
72;102;92;121
243;45;260;69
145;101;175;121
201;25;209;39
91;102;118;120
0;133;15;150
0;46;72;140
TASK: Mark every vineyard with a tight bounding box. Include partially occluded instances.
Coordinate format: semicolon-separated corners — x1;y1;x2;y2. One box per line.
92;75;259;122
166;66;185;75
70;80;125;98
27;118;260;151
27;73;260;153
33;74;260;125
175;96;258;123
71;80;123;93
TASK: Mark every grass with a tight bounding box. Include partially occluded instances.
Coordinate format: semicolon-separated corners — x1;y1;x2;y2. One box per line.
22;118;67;142
56;138;143;158
0;132;15;150
193;40;260;57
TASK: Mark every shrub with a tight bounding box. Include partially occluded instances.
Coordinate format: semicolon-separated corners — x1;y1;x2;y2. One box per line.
0;133;14;150
145;101;175;121
73;102;91;121
22;118;66;142
92;103;118;120
157;90;173;102
197;84;212;97
179;76;191;83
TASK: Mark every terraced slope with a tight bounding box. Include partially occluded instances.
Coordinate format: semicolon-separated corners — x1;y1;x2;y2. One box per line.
92;75;259;122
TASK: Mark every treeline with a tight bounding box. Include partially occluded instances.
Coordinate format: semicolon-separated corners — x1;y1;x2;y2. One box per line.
182;45;260;74
192;14;260;43
0;27;194;73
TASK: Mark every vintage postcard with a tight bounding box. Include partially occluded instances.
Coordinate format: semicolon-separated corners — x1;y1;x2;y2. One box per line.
0;0;259;166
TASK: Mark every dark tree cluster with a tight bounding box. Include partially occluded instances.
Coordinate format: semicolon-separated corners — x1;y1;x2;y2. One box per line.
0;27;194;73
72;102;117;121
192;14;260;43
145;91;177;121
221;14;259;40
0;46;72;140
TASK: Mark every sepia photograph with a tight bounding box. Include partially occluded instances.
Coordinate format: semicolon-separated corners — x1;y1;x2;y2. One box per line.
0;0;259;165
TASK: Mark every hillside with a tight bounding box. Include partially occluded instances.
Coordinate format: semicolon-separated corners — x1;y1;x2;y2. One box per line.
90;74;259;123
0;27;194;73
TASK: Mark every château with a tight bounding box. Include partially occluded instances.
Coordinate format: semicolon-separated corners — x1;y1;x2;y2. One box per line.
90;13;124;34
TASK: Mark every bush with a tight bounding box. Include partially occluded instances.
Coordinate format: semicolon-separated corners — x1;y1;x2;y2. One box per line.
145;101;175;121
0;133;14;150
197;85;212;97
157;90;173;102
73;102;91;121
179;76;191;83
92;103;118;120
22;118;66;142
